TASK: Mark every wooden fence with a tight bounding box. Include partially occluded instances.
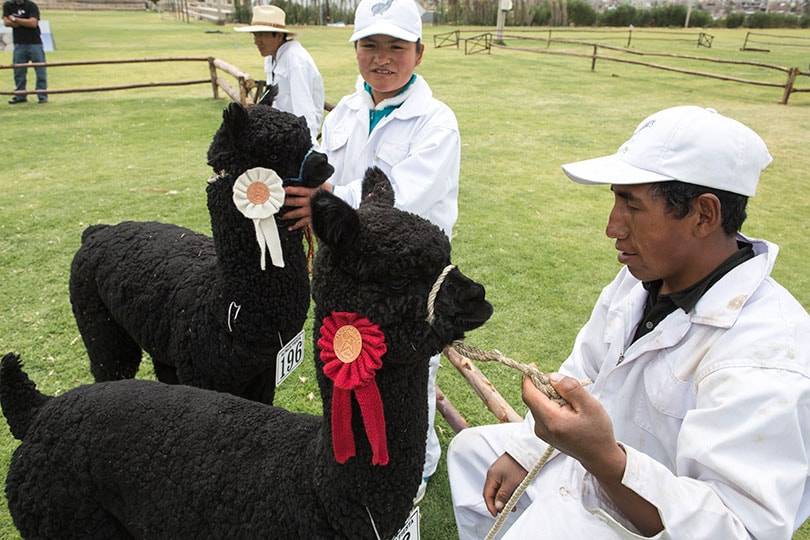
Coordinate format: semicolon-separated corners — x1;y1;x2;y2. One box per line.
0;57;262;105
434;27;714;50
452;33;808;104
740;31;810;53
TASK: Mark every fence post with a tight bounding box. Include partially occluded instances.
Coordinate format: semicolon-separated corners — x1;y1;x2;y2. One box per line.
781;67;799;105
207;57;219;99
238;75;247;105
455;29;459;48
741;31;750;51
591;44;598;71
626;27;632;48
547;27;552;48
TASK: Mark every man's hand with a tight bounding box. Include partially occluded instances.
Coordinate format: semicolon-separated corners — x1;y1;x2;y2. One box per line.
522;375;625;482
483;453;528;517
525;375;665;536
281;184;331;231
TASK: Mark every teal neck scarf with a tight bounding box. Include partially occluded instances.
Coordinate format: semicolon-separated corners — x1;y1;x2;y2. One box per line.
365;74;417;134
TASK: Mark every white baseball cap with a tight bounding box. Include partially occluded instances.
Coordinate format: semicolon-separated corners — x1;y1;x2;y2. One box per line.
562;106;772;197
350;0;422;43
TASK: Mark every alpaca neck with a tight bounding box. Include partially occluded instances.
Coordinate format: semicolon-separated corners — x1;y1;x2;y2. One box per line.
208;184;308;332
313;318;430;536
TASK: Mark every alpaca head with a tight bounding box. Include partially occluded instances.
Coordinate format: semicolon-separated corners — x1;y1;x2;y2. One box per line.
205;93;333;191
311;167;493;364
205;97;334;269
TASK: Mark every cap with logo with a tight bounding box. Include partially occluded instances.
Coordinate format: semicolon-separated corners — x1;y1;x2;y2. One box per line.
235;5;295;34
350;0;422;43
561;106;772;197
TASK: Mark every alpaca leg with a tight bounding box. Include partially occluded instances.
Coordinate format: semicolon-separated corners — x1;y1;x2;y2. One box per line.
81;316;142;382
71;294;141;381
153;360;180;384
241;368;277;405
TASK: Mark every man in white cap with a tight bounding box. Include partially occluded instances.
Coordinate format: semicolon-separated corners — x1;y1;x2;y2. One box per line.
282;0;460;506
236;5;324;142
448;106;810;539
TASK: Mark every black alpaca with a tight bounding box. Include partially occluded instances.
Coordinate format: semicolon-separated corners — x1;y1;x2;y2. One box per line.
69;97;333;404
1;169;493;539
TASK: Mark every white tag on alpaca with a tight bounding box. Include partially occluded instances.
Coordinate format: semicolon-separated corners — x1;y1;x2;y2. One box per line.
275;329;305;386
392;506;420;540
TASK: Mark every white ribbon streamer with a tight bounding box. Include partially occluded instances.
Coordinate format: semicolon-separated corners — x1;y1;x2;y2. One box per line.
232;167;286;270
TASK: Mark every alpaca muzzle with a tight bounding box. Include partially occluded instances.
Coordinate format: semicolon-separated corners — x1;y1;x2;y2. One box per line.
284;148;334;188
427;266;492;333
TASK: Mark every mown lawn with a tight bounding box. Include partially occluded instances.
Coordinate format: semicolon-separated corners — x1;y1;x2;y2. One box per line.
1;12;809;539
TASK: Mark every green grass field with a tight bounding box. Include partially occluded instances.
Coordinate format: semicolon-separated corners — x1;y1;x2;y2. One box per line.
1;12;809;538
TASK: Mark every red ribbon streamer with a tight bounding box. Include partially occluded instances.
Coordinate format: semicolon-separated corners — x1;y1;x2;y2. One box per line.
319;312;389;465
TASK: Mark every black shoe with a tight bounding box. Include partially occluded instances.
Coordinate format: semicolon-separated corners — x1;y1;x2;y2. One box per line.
8;98;27;104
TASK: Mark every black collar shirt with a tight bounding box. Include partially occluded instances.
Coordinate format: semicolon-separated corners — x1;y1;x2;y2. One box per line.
631;242;755;344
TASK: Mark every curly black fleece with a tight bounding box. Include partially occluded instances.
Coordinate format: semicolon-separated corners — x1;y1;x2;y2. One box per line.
68;99;332;404
2;169;493;539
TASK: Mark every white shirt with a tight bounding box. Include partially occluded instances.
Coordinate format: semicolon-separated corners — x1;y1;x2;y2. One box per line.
264;40;324;143
503;235;810;539
318;75;460;239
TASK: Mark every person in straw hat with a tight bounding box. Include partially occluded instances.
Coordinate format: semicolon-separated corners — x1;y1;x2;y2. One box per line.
281;0;461;506
447;106;810;540
235;5;324;143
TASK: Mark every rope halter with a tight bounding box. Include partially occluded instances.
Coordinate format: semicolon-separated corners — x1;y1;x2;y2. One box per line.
426;264;456;326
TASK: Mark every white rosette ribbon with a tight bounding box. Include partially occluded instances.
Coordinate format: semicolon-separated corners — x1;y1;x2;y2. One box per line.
232;167;286;270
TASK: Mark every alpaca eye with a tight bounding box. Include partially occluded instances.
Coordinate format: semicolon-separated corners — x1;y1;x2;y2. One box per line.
388;279;409;292
269;154;279;162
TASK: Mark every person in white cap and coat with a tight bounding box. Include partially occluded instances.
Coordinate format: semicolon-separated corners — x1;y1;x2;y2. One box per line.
236;5;324;142
448;106;810;540
282;0;461;505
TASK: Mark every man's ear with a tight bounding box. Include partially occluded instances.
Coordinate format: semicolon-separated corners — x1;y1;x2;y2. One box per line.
415;42;424;67
311;190;360;252
693;193;723;238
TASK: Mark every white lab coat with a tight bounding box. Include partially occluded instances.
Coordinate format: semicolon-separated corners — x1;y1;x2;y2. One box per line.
449;235;810;540
319;74;460;239
264;40;324;143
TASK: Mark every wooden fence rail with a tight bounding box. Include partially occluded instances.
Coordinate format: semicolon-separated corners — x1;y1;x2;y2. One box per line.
0;56;259;105
741;30;810;52
456;34;806;104
436;27;713;49
434;29;461;49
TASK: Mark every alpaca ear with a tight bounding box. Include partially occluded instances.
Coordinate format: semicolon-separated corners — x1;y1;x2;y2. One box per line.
360;167;395;208
311;190;360;252
257;84;279;108
223;102;249;140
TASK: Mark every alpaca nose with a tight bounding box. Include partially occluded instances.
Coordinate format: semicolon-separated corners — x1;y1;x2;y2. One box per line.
300;150;334;187
441;268;493;332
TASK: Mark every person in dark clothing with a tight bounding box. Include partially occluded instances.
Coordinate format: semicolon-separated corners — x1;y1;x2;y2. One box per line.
2;0;47;104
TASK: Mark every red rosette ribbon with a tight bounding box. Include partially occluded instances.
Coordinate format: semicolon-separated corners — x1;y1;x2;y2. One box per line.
319;312;389;466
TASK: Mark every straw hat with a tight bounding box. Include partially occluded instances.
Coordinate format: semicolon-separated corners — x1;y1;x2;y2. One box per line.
234;5;295;34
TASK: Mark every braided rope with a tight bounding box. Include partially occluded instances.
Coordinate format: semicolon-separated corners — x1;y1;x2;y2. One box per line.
484;444;556;540
450;340;567;406
426;264;456;326
304;224;315;275
448;341;591;539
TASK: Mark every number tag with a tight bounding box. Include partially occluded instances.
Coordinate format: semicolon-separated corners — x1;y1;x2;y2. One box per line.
275;330;305;386
392;506;420;540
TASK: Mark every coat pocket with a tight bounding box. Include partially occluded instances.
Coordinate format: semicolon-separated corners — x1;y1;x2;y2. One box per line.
631;357;695;464
326;129;349;153
375;141;410;168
